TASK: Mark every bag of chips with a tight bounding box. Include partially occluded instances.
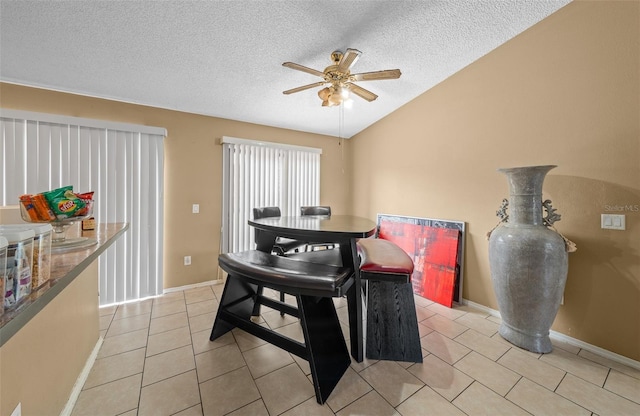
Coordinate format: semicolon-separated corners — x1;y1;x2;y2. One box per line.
73;191;94;217
42;186;86;220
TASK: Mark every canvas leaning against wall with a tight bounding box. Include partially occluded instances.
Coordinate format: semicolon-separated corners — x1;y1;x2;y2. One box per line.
376;214;466;307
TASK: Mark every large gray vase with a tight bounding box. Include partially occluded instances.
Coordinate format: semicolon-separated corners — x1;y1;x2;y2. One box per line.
488;165;568;353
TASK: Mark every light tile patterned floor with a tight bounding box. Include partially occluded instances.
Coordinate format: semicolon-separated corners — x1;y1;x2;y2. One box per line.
72;284;640;416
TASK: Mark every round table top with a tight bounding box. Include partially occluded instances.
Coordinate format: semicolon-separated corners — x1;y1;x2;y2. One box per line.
249;215;376;241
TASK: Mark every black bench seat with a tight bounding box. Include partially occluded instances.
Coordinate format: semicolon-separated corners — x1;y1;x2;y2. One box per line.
211;250;354;404
218;250;352;296
356;238;423;363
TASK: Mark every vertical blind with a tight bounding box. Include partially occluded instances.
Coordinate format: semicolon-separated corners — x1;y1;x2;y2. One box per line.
0;109;165;305
221;136;321;253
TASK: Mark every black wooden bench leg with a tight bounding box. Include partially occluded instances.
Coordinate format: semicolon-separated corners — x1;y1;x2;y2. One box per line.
344;239;364;362
279;291;286;316
251;284;265;317
366;280;423;363
211;275;257;341
298;294;351;404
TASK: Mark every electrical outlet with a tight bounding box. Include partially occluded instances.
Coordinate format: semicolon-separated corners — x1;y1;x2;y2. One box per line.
184;256;191;266
192;204;199;214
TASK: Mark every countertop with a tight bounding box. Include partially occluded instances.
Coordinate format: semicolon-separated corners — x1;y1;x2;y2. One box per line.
0;222;129;346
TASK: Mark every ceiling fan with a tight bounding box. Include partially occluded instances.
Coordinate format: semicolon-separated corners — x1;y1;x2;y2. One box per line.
282;48;401;107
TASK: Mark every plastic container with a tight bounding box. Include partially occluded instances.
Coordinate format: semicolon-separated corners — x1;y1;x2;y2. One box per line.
0;223;52;291
31;223;53;289
0;236;7;315
26;224;52;290
0;227;35;309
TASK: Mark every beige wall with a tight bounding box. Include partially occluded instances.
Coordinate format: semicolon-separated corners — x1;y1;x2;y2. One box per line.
0;261;99;415
1;0;637;363
347;0;639;361
0;84;350;290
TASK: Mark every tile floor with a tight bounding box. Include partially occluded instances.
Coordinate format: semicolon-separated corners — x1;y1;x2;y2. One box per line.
71;283;640;416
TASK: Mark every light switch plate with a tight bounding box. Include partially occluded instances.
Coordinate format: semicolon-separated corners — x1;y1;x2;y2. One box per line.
192;204;199;214
601;214;625;230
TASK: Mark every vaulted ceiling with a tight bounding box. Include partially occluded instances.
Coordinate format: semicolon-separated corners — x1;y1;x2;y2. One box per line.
0;1;571;138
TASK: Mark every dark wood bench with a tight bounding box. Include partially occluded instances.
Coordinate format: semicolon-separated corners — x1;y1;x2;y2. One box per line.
211;250;354;404
285;241;423;362
357;238;423;363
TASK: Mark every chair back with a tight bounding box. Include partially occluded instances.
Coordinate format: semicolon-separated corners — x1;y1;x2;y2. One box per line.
300;206;331;216
252;207;281;251
299;206;334;251
253;206;281;220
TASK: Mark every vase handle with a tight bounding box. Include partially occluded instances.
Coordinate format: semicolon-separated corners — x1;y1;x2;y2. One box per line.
487;199;509;240
542;199;561;226
496;198;509;223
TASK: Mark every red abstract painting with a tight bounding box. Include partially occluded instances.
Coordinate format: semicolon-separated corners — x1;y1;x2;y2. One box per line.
378;219;460;308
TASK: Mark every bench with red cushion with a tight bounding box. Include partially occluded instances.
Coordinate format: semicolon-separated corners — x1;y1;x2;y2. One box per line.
358;238;414;282
357;238;423;363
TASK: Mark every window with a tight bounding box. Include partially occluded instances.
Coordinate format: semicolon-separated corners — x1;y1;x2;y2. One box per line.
0;109;165;305
220;136;321;253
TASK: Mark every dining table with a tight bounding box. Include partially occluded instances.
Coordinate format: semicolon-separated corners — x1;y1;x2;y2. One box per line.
248;214;377;362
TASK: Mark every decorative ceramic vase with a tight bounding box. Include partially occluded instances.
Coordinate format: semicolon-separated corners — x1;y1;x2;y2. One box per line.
488;165;568;353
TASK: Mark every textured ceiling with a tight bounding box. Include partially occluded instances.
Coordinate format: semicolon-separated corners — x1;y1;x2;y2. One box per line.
0;1;571;138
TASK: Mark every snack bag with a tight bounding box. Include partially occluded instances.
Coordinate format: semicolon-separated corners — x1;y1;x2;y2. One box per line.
19;195;40;221
19;194;56;222
32;193;56;221
42;186;86;220
73;191;94;217
75;191;94;201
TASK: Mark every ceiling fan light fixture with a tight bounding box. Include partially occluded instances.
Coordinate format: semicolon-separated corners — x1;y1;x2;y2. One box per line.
318;86;343;107
328;93;342;107
318;87;331;101
337;85;350;99
283;48;401;107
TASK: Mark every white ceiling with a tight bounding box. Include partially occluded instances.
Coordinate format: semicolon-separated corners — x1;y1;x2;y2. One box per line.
0;0;571;138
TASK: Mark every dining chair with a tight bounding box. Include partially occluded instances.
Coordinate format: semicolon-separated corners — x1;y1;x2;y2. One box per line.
252;206;306;314
300;205;332;216
253;207;306;254
300;206;335;251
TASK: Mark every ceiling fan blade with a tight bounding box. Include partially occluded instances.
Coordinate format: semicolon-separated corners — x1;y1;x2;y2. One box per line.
282;62;325;78
351;69;402;82
346;82;378;102
337;48;362;73
283;81;326;95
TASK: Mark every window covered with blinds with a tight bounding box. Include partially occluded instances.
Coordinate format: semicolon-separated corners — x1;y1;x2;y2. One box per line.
0;109;165;305
220;136;321;253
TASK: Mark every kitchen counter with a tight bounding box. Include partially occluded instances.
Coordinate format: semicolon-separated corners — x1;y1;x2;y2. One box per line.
0;222;128;415
0;222;129;346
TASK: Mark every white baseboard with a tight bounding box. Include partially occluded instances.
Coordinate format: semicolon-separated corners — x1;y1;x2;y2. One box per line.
163;278;224;294
461;299;640;371
99;279;224;310
60;336;104;416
